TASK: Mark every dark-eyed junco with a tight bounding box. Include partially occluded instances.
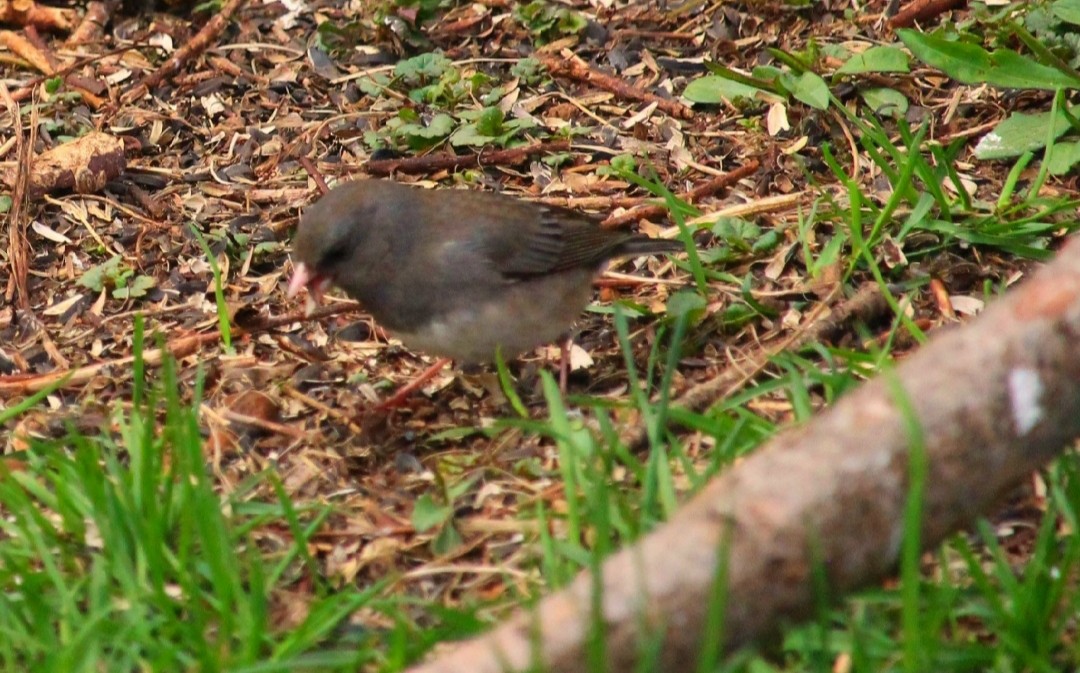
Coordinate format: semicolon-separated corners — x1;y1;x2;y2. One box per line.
287;179;682;365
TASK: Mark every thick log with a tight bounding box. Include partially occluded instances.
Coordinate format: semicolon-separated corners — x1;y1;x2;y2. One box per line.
407;236;1080;672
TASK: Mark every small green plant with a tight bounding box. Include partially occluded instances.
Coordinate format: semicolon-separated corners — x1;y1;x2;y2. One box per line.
514;1;587;44
78;255;156;299
361;53;544;151
510;57;546;85
449;107;537;147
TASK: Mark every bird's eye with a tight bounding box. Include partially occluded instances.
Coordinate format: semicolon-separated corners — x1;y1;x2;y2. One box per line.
319;245;348;267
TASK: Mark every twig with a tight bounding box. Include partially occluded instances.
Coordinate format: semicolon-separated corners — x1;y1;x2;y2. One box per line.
0;29;52;73
0;332;213;395
601;160;759;228
0;0;75;32
10;44;147;103
66;1;112;46
121;0;248;104
621;282;890;452
298;155;330;195
0;83;32;310
887;0;967;29
250;300;363;331
364;140;571;176
282;385;364;435
538;50;694;120
2;27;107;107
537;194;648;211
220;409;309;440
0;301;364;396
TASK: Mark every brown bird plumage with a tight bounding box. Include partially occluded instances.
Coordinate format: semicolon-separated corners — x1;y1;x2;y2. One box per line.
288;179;682;363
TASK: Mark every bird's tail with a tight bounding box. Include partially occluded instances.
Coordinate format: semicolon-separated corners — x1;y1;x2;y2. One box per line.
612;236;687;258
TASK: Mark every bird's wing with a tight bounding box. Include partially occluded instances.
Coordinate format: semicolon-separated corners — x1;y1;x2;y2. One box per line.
445;192;628;277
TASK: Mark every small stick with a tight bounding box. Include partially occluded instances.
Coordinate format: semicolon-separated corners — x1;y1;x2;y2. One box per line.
221;409;309;440
66;1;112;46
298;155;330;194
601;160;759;228
0;332;212;395
0;0;75;32
620;283;891;452
365;140;571;176
282;385;364;435
372;357;453;411
0;301;365;396
539;50;693;120
0;83;32;310
887;0;966;29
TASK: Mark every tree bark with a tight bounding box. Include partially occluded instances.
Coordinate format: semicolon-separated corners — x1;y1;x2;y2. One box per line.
406;236;1080;673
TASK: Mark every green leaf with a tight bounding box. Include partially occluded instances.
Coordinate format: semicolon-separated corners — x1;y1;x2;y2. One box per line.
450;112;534;147
973;108;1074;159
720;303;756;329
394;113;455;149
510;57;545;84
394;52;452;82
448;123;489;147
1046;140;1080;174
541;152;572;167
984;49;1080;89
357;73;391;97
836;45;910;74
426;427;483;443
112;275;156;300
431;522;463;555
897;30;992;82
412;494;451;533
700;246;735;264
666;290;707;322
783;71;830;110
1052;0;1080;25
609;154;637;172
683;75;767;105
712;217;761;245
752;229;781;253
475;107;506;136
78;255;126;292
514;1;586;43
860;87;909;118
898;29;1080;89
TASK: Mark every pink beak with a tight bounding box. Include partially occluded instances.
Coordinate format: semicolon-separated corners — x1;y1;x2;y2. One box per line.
287;262;331;316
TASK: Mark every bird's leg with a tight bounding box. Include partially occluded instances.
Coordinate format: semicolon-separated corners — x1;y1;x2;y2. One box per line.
375;357;453;411
559;336;572;394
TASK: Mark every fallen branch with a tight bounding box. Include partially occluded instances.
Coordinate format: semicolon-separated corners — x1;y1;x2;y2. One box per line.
404;237;1080;673
364;140;571;176
121;0;248;104
538;49;694;120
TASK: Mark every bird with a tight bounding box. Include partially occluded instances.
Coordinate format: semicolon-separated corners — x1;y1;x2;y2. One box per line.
287;179;683;403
